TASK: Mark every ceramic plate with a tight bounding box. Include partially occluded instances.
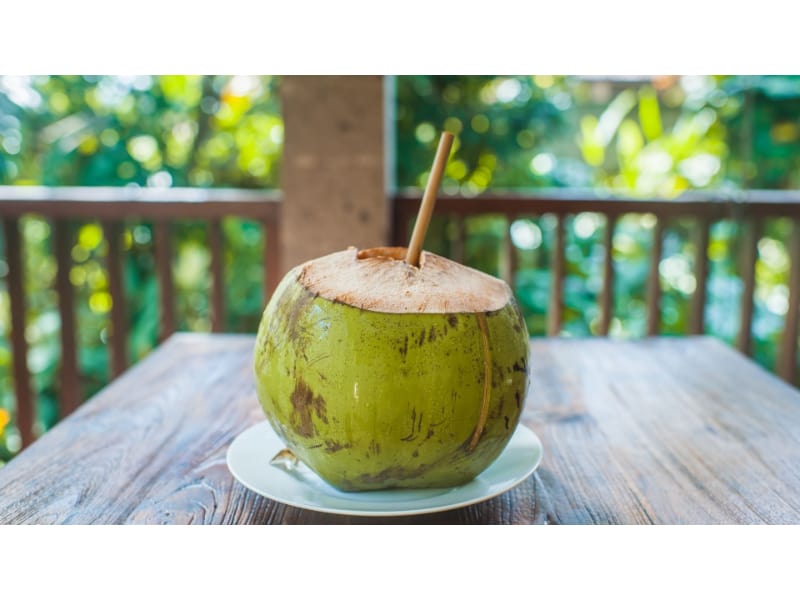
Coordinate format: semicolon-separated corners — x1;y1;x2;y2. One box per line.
226;421;543;517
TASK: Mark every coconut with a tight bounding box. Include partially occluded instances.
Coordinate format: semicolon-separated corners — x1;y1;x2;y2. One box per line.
253;245;529;491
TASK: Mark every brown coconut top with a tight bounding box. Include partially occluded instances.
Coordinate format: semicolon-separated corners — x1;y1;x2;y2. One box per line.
295;247;512;314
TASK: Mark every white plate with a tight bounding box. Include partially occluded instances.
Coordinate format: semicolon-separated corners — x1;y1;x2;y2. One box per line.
226;422;543;517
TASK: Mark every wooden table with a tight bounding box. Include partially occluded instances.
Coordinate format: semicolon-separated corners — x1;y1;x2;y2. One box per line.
2;333;800;524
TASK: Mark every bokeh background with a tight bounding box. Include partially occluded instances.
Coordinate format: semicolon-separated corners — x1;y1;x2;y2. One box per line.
1;75;799;463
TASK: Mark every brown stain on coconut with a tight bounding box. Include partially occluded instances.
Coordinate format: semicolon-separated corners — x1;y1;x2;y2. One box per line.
280;282;317;360
468;312;492;452
398;335;409;358
356;464;429;486
290;379;328;438
324;439;352;453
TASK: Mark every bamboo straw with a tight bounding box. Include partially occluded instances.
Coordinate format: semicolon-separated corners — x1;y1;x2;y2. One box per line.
405;131;454;267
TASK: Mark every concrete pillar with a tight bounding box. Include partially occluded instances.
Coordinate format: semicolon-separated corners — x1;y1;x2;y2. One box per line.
280;76;388;275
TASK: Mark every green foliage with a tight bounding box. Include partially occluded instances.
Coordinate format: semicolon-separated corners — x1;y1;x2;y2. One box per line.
2;74;800;463
1;75;281;187
397;76;569;192
395;75;800;377
0;76;280;462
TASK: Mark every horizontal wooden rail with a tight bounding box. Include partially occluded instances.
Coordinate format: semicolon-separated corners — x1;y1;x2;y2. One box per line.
393;189;800;389
0;186;282;448
393;189;800;220
0;186;282;219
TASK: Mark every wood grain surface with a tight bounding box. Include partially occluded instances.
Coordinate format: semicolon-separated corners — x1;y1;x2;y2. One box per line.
2;333;800;525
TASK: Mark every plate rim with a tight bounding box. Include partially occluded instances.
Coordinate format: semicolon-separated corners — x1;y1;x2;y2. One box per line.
226;421;543;517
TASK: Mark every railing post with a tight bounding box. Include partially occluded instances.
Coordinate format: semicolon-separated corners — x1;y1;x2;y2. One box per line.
103;221;128;378
690;216;711;335
737;218;760;356
154;220;175;343
264;215;281;304
778;218;800;383
3;217;35;447
208;219;225;332
646;217;665;337
599;213;617;336
547;214;565;337
53;219;81;417
502;216;518;293
392;197;418;248
451;215;466;264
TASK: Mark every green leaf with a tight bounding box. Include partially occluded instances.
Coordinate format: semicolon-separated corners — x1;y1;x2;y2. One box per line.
638;86;663;141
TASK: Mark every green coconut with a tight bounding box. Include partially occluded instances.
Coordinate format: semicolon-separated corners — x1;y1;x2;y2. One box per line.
253;246;529;491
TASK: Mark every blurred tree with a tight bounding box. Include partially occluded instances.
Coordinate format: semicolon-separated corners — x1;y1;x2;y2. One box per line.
2;74;800;464
395;75;800;368
0;75;281;463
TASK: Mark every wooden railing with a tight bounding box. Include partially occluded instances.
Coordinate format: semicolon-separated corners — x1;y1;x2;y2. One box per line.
4;186;800;448
393;189;800;386
0;186;281;448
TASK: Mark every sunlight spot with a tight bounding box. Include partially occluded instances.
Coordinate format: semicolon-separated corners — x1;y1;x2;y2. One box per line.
678;154;720;187
147;171;172;187
444;117;462;135
551;92;572;110
574;213;600;239
100;128;119;147
766;286;789;315
496;78;522;103
510;219;542;250
471;114;489;133
470;166;492;189
133;225;152;245
1;137;20;155
227;76;260;97
530;153;555;175
26;344;46;374
89;292;113;314
6;432;21;453
78;136;99;155
71;245;89;263
638;150;673;174
459;181;481;197
758;238;788;270
127;135;158;163
48;92;70;114
24;219;50;243
415;123;435;144
270;124;284;144
678;273;697;295
172;122;193;144
0;76;42;108
248;158;267;177
446;160;467;180
88;269;107;289
69;266;86;286
78;224;103;250
640;214;658;229
201;96;219;114
479;84;495;104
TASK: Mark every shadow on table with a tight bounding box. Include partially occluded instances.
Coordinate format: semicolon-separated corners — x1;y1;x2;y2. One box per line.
244;469;566;524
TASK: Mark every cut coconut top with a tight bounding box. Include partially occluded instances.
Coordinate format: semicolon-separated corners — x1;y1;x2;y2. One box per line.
295;247;512;314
